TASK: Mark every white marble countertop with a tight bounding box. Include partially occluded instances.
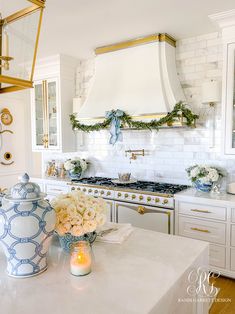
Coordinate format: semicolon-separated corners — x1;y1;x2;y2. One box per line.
0;229;209;314
175;187;235;205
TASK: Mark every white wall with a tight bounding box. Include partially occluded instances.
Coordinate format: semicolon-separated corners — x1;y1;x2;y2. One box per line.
0;90;32;189
42;31;235;185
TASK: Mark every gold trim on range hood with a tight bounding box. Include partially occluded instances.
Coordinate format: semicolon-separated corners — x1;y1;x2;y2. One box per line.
95;33;176;55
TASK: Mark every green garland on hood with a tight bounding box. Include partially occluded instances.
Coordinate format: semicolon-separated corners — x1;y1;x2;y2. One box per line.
70;101;199;132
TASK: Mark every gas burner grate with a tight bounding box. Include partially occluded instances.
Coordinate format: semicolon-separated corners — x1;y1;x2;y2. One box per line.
71;177;188;195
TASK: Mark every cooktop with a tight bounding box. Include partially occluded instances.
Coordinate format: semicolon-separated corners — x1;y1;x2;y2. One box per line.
71;177;188;195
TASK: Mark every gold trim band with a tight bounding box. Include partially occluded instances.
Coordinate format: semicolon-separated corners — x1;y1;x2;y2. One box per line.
95;33;176;55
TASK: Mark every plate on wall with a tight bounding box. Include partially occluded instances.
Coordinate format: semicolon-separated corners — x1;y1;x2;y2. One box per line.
111;179;137;185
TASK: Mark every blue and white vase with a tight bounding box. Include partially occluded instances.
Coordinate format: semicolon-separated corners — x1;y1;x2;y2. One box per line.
58;232;97;253
0;173;56;278
69;171;82;180
194;180;213;192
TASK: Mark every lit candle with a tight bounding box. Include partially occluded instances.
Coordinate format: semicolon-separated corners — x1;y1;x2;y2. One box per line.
70;241;92;276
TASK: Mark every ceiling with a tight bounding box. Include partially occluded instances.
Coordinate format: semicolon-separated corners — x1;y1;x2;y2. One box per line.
2;0;235;59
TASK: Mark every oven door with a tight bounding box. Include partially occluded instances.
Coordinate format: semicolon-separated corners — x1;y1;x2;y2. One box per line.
115;201;174;234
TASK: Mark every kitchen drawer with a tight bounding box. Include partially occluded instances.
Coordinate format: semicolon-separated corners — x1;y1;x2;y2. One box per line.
231;249;235;271
46;184;69;195
178;201;226;221
232;209;235;223
178;216;226;245
231;225;235;247
209;244;226;269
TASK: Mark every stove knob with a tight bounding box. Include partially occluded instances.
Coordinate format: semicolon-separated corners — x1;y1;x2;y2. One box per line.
101;190;104;195
88;189;92;193
77;187;81;191
163;199;168;204
94;190;98;194
117;192;121;198
147;197;151;202
139;195;143;201
107;191;111;196
71;187;75;191
83;188;87;192
132;194;136;199
155;198;160;203
125;193;129;198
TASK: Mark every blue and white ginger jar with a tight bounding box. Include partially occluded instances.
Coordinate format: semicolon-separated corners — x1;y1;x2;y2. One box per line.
0;173;56;278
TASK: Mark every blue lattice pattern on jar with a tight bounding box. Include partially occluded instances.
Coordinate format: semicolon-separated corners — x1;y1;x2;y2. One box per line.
58;232;97;253
10;173;41;200
0;200;55;277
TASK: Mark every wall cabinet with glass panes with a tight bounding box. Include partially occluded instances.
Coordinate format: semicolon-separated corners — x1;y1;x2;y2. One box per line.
31;55;78;152
223;42;235;156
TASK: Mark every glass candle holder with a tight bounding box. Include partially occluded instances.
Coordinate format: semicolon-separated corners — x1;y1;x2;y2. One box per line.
70;241;92;276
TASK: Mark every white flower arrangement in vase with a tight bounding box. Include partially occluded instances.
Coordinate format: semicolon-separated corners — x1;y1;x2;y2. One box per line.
64;157;88;179
186;164;224;192
51;191;107;252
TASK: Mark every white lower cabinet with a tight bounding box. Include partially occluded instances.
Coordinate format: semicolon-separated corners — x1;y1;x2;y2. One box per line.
175;192;235;278
231;249;235;271
209;244;226;269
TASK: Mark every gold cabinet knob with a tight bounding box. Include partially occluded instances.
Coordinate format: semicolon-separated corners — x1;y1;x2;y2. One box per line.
88;189;92;193
125;193;128;198
137;206;145;215
101;190;104;195
83;188;87;192
163;199;168;204
94;190;98;194
71;187;75;191
147;197;151;202
107;191;111;196
117;192;121;197
155;198;160;203
132;194;136;199
139;195;143;201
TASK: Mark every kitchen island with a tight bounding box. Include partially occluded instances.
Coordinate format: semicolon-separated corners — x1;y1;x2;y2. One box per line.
0;228;209;314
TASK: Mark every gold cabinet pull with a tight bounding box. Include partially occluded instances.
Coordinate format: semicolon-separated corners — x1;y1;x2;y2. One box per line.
137;206;145;215
191;209;211;214
191;227;210;233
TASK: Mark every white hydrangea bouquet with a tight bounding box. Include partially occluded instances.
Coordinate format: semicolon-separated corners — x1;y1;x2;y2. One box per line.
64;157;88;179
51;190;107;252
186;164;224;192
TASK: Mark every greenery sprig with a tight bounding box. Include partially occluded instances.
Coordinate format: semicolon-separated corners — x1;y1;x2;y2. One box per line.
70;101;199;132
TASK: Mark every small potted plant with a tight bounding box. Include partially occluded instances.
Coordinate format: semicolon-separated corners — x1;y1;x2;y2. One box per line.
64;157;88;180
186;165;224;192
51;190;107;252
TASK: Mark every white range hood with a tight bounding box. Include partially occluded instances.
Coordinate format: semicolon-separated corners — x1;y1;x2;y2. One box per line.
78;34;185;120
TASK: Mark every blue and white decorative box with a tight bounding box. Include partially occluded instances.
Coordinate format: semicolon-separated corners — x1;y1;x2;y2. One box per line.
0;173;56;278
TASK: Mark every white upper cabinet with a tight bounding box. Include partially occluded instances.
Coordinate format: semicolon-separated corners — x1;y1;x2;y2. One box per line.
31;55;79;152
210;10;235;156
223;42;235;156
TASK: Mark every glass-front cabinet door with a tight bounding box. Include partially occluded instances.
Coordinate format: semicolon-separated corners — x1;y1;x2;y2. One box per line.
32;78;60;151
224;42;235;155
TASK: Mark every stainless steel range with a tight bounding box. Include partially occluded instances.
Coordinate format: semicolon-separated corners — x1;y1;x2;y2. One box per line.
69;177;188;235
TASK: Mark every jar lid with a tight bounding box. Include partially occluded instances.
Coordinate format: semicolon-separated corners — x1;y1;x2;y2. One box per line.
5;173;45;201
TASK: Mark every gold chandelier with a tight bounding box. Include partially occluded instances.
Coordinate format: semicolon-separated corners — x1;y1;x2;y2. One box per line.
0;0;46;94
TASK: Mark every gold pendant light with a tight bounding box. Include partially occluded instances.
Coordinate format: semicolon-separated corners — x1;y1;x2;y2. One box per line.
0;0;46;94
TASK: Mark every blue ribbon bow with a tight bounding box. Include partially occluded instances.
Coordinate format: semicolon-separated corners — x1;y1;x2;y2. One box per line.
105;109;124;145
